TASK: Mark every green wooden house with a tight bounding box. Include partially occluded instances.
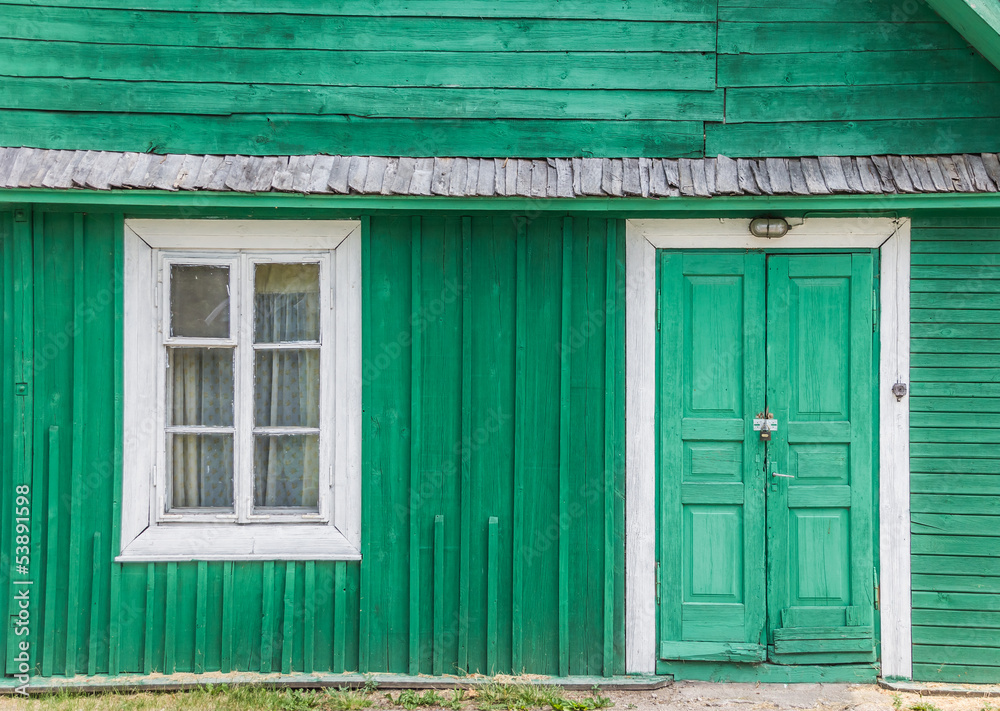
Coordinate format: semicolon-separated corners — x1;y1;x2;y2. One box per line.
3;0;1000;690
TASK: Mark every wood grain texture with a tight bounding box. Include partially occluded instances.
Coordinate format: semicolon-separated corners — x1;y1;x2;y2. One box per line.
0;78;725;122
0;40;715;91
0;111;705;158
3;7;716;52
0;0;717;21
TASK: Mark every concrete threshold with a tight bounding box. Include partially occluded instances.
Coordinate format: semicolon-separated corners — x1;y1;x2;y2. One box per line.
880;679;1000;697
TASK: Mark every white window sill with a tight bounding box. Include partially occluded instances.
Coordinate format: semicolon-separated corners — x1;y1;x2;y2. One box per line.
116;523;362;562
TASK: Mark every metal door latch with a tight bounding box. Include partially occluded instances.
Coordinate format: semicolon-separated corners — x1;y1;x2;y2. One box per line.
753;411;777;441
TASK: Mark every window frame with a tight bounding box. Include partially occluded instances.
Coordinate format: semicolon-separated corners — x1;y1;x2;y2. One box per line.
120;220;362;562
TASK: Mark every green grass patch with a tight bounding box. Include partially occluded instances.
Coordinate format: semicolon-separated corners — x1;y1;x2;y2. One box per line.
473;683;612;711
14;681;611;711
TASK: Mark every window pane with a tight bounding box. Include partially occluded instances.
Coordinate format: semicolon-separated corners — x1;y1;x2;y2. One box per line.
254;263;320;343
168;348;234;427
254;349;320;428
168;433;234;510
254;434;319;509
170;265;230;339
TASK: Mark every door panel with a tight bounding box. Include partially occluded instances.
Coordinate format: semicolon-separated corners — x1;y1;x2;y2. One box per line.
657;252;766;662
657;250;876;667
765;253;875;664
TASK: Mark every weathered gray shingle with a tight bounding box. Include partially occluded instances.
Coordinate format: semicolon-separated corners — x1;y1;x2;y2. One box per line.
1;147;998;198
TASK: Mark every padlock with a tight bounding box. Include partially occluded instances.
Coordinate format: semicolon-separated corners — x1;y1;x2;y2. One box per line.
759;423;771;442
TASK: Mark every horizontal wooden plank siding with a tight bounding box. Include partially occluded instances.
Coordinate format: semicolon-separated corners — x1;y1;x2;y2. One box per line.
910;217;1000;684
708;0;1000;157
0;0;717;20
4;0;1000;157
0;209;624;678
0;79;725;122
0;2;717;157
0;112;705;158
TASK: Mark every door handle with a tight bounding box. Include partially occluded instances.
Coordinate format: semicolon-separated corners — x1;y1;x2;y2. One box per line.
769;462;793;479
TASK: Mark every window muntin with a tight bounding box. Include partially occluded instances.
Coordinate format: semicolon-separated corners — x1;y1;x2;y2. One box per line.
158;252;332;524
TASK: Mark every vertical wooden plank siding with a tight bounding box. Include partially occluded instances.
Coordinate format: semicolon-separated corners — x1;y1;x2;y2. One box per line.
603;222;617;677
513;217;528;674
281;562;295;674
41;426;58;676
9;211;624;678
6;205;33;676
359;215;372;674
108;212;125;677
910;218;1000;684
303;561;315;674
409;216;422;676
0;212;12;675
558;218;572;678
458;216;473;672
88;533;101;676
25;210;42;677
64;213;85;677
334;561;348;672
433;515;445;676
613;221;627;675
261;561;274;673
487;516;499;674
164;562;177;674
144;563;154;673
221;561;233;673
363;215;624;676
195;561;207;673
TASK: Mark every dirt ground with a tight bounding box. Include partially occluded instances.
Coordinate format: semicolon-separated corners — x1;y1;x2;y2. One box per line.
601;682;999;711
2;680;999;711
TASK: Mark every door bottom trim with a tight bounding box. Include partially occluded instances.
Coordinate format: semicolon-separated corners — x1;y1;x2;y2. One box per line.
660;642;766;663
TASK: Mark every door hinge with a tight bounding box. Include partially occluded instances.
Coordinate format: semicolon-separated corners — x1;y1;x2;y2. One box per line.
655;561;661;606
873;567;880;610
656;289;661;331
872;289;878;332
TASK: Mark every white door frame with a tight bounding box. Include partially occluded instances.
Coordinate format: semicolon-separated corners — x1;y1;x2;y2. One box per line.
624;217;912;679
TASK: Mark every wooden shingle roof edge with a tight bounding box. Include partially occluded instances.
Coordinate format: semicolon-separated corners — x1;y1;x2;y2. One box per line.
2;147;1000;197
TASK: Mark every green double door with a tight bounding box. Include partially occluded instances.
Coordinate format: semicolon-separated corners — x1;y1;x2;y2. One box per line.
657;251;876;665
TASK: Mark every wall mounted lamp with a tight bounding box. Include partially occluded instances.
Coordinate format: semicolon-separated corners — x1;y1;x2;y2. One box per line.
749;217;790;238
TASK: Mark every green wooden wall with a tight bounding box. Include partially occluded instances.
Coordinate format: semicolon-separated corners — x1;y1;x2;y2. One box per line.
0;209;625;678
910;216;1000;684
707;0;1000;156
1;0;998;157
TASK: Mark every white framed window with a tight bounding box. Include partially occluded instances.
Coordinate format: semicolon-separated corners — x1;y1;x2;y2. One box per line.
120;220;362;561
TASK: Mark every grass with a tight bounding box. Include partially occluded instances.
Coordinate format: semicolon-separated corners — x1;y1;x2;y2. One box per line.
12;681;612;711
474;683;612;711
910;703;943;711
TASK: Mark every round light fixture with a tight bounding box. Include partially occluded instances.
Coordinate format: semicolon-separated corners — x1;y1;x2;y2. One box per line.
749;217;790;238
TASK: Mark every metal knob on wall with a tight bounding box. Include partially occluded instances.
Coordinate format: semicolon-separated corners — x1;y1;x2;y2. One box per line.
891;382;907;401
